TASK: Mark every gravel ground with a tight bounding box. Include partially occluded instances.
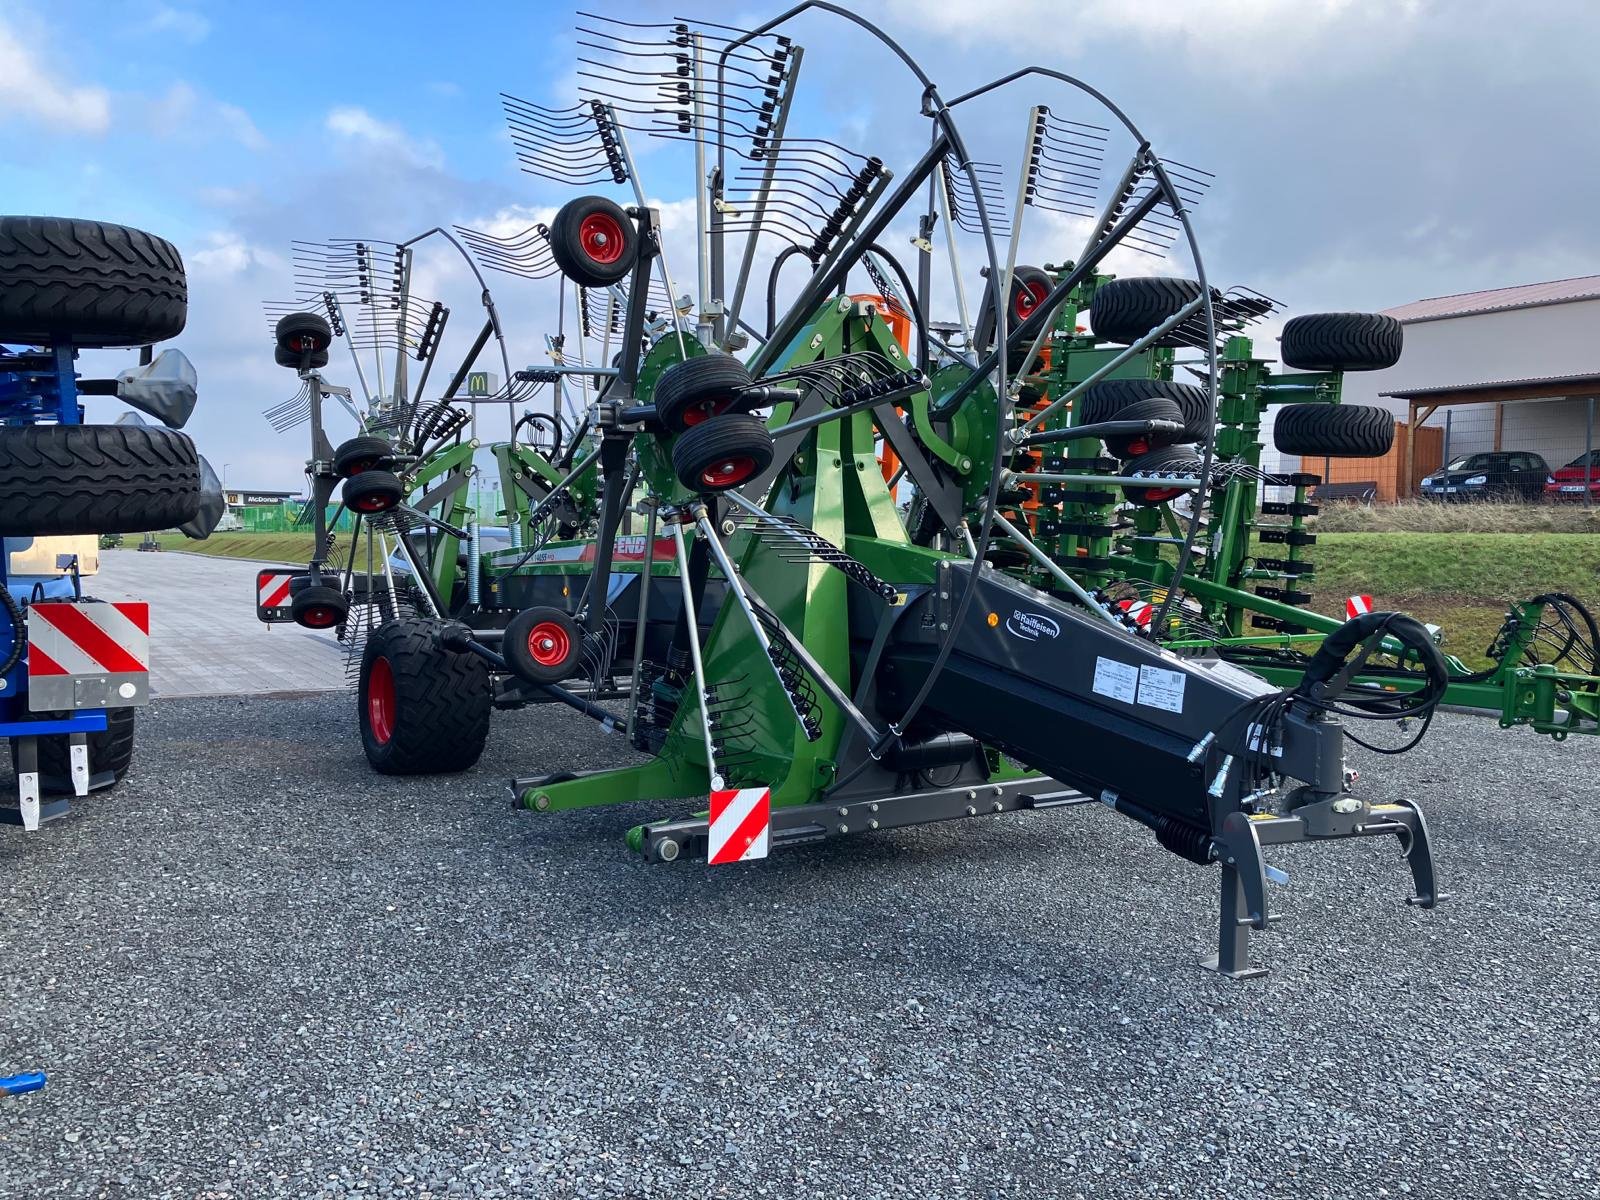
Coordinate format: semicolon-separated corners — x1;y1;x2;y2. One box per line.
1;696;1596;1199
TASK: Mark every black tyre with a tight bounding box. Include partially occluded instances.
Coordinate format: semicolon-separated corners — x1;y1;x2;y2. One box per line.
972;265;1054;352
1120;444;1198;507
11;706;137;795
549;196;639;288
333;436;395;479
359;618;491;774
1078;378;1211;444
0;423;200;536
653;355;755;431
1090;277;1208;347
0;216;186;347
275;311;332;354
503;606;583;685
1098;397;1187;459
1272;404;1395;458
672;414;774;493
343;469;404;515
1280;312;1402;372
291;584;348;630
274;344;329;369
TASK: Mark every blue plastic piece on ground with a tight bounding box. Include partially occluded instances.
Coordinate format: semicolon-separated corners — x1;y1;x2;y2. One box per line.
0;1071;47;1096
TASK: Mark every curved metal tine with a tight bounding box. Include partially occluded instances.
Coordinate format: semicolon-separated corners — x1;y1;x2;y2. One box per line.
738;161;849;204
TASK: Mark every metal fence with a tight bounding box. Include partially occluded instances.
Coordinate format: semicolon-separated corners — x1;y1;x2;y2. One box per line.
1423;395;1596;503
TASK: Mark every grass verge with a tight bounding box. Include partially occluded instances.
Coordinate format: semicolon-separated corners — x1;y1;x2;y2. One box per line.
1309;533;1599;667
152;531;318;563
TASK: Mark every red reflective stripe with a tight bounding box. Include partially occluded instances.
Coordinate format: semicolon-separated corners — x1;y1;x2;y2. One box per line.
713;793;770;864
26;643;69;677
117;603;150;635
36;604;147;674
264;578;293;608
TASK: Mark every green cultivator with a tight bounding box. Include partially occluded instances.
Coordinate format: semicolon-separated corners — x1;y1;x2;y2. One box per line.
258;4;1595;977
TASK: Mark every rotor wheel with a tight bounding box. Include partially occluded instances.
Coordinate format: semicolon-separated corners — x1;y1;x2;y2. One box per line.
332;436;395;479
1120;444;1198;507
549;196;639;288
343;469;405;515
1078;378;1212;445
972;265;1054;353
671;414;775;494
503;606;583;685
290;584;348;630
653;354;756;432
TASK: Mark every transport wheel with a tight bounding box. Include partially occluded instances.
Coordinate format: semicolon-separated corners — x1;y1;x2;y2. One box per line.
503;606;583;685
653;355;755;432
290;584;348;630
342;469;405;514
671;413;774;493
0;423;200;536
1279;312;1402;372
332;436;394;478
1078;378;1211;444
359;618;491;774
1120;444;1198;507
11;706;137;795
274;344;329;369
549;196;639;288
971;265;1054;352
1098;396;1187;459
0;216;187;347
1089;277;1210;347
1272;404;1395;458
274;310;333;355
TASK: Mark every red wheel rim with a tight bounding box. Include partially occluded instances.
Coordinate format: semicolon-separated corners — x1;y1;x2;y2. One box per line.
682;397;734;426
527;620;571;668
343;457;378;477
300;604;339;629
368;655;396;745
1127;438;1150;456
1014;280;1050;320
351;492;396;513
578;212;626;265
1143;487;1183;503
699;455;756;488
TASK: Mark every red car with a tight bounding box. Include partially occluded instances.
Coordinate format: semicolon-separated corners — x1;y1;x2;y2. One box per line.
1545;450;1600;501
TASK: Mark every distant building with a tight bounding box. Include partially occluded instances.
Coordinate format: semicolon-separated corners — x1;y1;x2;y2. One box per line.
222;488;297;508
1345;276;1600;495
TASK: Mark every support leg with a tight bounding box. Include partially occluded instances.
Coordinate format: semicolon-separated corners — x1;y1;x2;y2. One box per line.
1202;864;1268;981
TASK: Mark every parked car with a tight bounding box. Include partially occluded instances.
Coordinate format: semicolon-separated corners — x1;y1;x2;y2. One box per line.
1544;449;1600;502
1419;450;1553;500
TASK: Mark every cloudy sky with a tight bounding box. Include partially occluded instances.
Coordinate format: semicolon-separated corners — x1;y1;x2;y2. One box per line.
4;0;1597;490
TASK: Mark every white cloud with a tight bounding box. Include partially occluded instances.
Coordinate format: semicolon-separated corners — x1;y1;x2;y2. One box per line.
217;103;267;151
326;105;444;169
0;17;112;133
142;3;211;44
884;0;1428;81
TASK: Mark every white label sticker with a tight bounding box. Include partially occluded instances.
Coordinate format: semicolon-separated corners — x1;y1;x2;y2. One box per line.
1092;657;1138;704
1137;664;1187;714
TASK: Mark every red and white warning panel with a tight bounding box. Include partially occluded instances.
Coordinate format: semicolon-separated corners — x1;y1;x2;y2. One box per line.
26;601;150;711
707;786;771;865
256;569;297;623
1346;594;1374;619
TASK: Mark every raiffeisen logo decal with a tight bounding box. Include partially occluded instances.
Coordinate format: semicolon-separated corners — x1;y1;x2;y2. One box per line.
1005;609;1060;641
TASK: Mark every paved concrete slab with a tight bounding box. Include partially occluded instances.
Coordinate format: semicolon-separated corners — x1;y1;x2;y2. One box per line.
87;550;346;697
